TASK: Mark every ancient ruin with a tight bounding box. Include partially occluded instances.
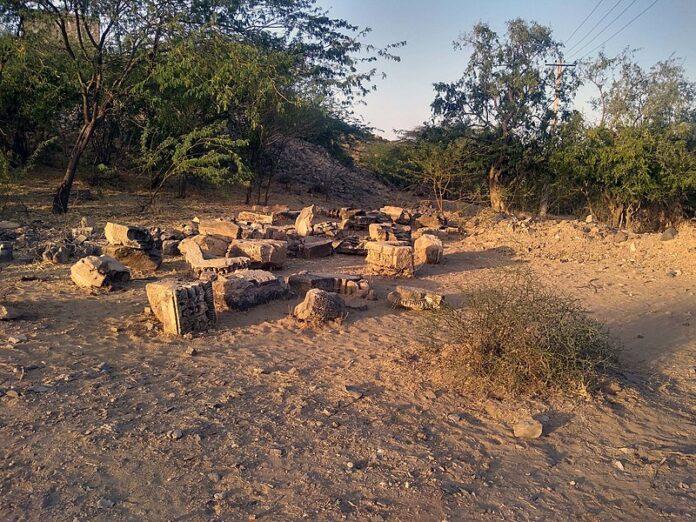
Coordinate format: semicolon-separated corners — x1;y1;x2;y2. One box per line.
293;288;346;323
70;255;131;290
146;279;217;335
213;269;289;311
365;241;415;277
387;286;444;310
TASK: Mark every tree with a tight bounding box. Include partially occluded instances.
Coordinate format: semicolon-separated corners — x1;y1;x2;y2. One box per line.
431;19;578;211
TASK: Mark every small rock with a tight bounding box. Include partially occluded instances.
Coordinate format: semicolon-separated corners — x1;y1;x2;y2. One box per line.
168;429;184;440
447;413;463;422
185;347;198;356
585;215;594;223
660;227;677;241
612;460;625;471
7;335;27;344
0;304;22;321
613;231;628;243
512;419;543;439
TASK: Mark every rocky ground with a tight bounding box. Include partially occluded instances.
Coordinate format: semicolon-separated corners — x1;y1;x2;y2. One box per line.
0;175;694;521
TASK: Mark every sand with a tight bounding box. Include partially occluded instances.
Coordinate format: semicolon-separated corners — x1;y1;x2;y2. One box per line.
0;177;694;520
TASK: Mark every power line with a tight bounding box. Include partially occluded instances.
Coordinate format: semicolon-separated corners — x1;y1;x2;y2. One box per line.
565;0;605;46
578;0;660;60
568;0;640;59
566;0;624;54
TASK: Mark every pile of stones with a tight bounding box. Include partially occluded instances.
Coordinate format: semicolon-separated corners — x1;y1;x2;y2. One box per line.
59;201;450;335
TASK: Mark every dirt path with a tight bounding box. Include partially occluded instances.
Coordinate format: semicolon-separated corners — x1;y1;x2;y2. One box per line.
0;184;694;520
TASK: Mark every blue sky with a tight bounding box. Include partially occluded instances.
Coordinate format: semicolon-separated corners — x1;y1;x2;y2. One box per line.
316;0;696;138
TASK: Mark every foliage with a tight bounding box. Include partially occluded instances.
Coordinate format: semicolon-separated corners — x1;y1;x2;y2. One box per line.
424;270;617;398
430;19;579;210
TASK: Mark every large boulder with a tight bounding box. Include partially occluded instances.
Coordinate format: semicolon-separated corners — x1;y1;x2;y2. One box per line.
146;279;216;335
293;289;346;323
387;286;444;310
226;239;286;269
414;234;443;265
70;255;130;290
365;241;414;277
213;270;289;311
295;205;316;237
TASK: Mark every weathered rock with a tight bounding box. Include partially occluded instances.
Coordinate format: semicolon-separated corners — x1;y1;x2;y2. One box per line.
387;286;444;310
512;419;543;439
365;241;414;277
189;234;230;258
295;205;316;237
179;237;250;276
332;236;367;256
415;213;447;229
105;222;155;249
369;223;410;242
380;206;411;225
412;227;448;240
104;245;162;273
414;234;444;265
213;269;289;311
42;243;71;264
146;280;216;335
286;272;370;297
198;219;242;239
70;255;131;290
293;288;345;323
162;240;181;256
299;237;334;259
0;304;22;320
237;210;279;225
613;231;629;243
0;241;13;262
661;227;678;241
227;239;286;269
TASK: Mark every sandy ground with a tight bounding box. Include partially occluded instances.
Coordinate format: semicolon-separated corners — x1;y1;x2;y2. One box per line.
0;178;694;521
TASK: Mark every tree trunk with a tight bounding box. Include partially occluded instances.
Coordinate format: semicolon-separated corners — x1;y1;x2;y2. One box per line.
488;163;506;213
539;185;549;217
52;122;95;214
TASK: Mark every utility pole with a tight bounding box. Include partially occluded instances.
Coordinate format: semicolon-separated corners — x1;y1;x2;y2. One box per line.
545;62;577;131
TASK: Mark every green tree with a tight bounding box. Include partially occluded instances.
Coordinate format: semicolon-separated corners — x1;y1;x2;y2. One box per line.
431;19;578;211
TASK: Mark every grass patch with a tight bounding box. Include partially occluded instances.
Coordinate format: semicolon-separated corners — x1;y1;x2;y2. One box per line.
423;270;617;398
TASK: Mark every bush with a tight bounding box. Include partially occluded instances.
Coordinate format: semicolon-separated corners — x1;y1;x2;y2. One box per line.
424;271;617;398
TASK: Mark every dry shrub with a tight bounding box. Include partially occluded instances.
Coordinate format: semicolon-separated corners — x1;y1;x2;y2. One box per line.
425;271;617;398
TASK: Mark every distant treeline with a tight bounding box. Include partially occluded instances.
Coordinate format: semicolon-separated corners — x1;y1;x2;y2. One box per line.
358;20;696;231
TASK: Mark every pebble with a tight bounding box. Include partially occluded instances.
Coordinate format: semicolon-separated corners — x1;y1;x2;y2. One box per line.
612;460;625;471
168;429;184;440
7;335;27;344
512;419;543;439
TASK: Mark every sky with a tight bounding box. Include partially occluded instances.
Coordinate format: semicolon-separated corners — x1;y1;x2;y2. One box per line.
315;0;696;139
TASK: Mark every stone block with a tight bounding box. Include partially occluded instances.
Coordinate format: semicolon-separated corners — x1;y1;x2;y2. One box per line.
286;272;370;297
70;255;130;290
104;245;162;273
213;269;289;311
236;210;279;225
365;241;414;277
299;237;334;259
332;236;367;256
146;280;216;335
293;289;345;323
198;219;242;239
380;206;412;225
414;234;444;265
105;222;154;249
387;286;444;310
227;239;286;269
295;205;316;237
